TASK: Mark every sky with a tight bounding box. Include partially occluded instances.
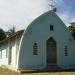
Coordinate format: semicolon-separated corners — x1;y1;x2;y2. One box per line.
0;0;75;31
55;0;75;25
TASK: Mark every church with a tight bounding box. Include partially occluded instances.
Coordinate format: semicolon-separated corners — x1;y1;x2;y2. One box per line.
0;10;75;72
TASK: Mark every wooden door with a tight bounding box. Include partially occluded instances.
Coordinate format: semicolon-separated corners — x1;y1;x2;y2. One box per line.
46;37;57;65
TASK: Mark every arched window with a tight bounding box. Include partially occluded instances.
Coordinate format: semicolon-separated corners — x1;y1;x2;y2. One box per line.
64;45;68;56
33;43;38;55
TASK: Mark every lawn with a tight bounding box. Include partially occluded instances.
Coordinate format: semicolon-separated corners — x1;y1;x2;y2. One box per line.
0;67;75;75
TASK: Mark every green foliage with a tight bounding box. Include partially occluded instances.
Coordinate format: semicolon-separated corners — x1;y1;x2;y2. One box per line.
0;28;6;41
68;22;75;38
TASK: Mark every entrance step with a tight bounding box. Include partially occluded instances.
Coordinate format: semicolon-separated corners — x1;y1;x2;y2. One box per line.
43;65;63;71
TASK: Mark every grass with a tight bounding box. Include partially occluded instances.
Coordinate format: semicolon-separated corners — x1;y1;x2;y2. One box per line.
0;67;75;75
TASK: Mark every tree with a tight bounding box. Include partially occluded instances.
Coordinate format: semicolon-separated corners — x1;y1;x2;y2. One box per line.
68;22;75;38
0;28;6;41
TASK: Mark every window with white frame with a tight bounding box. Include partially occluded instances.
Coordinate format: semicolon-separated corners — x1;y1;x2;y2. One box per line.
64;45;68;56
33;43;38;55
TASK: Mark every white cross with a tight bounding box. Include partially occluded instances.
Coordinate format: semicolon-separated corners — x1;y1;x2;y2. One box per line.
48;0;57;12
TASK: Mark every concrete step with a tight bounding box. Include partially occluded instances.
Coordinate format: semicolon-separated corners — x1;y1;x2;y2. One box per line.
42;65;63;71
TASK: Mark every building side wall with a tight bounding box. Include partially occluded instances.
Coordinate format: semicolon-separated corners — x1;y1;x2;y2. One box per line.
0;35;22;69
0;45;8;65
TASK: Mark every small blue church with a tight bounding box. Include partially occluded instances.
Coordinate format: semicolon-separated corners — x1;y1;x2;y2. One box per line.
0;10;75;72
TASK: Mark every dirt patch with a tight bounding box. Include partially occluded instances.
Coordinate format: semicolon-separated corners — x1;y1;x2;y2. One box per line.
0;67;75;75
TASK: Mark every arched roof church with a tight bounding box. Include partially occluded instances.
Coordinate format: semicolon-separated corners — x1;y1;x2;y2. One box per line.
0;0;75;72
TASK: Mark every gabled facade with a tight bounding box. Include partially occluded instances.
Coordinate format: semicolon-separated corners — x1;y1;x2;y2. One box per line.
0;11;75;71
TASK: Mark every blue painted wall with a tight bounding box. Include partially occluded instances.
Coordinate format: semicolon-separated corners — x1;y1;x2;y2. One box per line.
18;11;75;70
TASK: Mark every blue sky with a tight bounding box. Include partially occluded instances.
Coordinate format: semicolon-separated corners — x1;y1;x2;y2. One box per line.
0;0;75;31
55;0;75;24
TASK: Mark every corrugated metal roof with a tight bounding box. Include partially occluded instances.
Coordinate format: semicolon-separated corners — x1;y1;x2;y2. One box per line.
0;30;24;43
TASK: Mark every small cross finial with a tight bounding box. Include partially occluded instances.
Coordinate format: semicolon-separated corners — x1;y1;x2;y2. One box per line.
48;0;57;12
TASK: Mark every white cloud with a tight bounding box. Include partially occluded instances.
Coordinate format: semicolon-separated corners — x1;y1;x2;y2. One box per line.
57;11;75;26
70;18;75;22
0;0;49;31
54;0;64;5
57;12;70;24
0;0;74;31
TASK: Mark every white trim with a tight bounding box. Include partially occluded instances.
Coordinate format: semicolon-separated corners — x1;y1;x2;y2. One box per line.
17;31;25;69
45;36;59;67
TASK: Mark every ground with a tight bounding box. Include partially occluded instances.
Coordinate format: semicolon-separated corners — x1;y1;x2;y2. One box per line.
0;67;75;75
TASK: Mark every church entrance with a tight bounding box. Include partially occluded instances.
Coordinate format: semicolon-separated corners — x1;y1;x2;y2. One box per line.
46;37;57;65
